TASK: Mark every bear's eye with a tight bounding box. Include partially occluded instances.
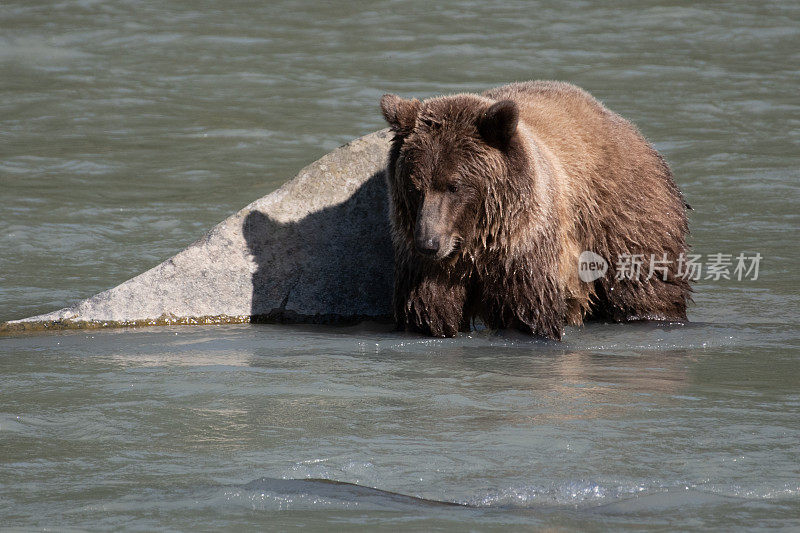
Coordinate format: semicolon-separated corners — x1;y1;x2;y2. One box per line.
447;183;459;194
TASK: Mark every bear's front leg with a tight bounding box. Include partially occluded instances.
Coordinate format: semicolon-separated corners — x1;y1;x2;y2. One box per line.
479;257;565;341
394;260;468;338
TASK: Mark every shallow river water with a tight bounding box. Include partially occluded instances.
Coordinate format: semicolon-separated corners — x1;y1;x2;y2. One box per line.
1;1;798;530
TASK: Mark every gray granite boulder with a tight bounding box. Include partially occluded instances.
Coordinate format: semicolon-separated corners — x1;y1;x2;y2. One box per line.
1;129;395;333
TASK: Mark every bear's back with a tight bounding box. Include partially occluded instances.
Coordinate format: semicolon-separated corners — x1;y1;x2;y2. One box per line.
484;81;690;323
483;80;683;234
483;81;633;188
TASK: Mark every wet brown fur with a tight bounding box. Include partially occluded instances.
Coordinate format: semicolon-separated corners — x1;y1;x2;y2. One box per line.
380;81;691;340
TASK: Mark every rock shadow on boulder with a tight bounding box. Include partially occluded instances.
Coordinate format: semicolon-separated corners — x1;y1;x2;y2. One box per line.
242;170;394;325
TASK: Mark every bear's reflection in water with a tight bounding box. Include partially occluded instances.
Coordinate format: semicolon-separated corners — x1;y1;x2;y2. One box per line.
371;338;693;425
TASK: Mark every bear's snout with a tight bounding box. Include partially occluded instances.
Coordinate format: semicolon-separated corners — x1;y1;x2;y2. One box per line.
414;193;453;259
415;234;440;256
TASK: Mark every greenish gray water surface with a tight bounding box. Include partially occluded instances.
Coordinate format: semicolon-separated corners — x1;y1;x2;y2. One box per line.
1;1;798;530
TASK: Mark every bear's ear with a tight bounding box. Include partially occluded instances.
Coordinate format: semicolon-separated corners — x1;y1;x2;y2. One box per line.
380;94;421;136
478;100;519;149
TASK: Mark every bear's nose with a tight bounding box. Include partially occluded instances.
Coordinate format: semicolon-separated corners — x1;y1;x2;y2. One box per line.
416;237;440;256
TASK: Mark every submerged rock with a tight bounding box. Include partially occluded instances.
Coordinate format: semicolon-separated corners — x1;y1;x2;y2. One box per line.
1;130;395;334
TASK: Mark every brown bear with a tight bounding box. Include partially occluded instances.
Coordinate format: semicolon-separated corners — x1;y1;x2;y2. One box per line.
380;81;691;340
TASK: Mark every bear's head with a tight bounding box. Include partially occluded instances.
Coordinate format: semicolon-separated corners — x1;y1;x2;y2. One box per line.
380;93;524;262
